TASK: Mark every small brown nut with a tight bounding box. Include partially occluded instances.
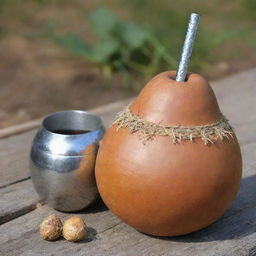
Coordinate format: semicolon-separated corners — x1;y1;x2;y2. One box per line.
39;214;63;241
63;216;87;242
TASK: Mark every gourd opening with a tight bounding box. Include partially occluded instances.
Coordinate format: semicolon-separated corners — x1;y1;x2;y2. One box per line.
167;73;190;83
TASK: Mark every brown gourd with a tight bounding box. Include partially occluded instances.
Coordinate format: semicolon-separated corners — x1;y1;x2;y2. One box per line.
95;70;242;236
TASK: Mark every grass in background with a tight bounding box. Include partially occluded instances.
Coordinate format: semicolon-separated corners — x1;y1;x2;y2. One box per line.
1;0;256;89
244;0;256;20
55;7;178;89
122;0;256;71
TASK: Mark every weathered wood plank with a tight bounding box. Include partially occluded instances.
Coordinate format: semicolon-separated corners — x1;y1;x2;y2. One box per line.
0;139;255;256
212;68;256;126
0;130;36;188
0;68;255;188
211;68;256;145
0;98;133;139
0;119;41;139
0;98;133;225
0;69;256;255
0;98;132;188
0;204;121;256
0;127;253;227
0;179;39;224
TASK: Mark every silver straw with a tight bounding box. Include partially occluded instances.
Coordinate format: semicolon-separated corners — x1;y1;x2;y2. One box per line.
176;13;201;82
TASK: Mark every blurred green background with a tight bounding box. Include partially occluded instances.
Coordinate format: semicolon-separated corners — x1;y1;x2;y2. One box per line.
0;0;255;127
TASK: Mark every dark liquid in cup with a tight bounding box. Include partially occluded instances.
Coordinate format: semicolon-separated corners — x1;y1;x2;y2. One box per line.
52;130;91;135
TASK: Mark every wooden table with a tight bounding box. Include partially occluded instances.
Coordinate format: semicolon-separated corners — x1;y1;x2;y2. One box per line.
1;69;256;256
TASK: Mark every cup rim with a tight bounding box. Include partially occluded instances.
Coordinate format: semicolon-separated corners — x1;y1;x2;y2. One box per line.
42;110;103;136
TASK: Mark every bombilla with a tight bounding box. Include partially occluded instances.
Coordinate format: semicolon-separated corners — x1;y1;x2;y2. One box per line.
176;13;201;82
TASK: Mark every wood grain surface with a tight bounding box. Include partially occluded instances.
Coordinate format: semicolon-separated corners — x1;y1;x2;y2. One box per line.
0;69;255;256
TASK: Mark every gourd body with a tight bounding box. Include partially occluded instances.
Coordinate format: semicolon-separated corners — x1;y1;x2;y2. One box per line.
95;71;242;236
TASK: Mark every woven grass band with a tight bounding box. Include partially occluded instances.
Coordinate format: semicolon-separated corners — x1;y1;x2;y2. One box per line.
113;106;234;145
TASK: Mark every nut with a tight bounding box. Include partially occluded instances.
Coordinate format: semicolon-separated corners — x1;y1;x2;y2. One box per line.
63;216;87;242
39;214;63;241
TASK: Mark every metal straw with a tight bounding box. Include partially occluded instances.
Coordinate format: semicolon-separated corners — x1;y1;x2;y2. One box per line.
176;13;201;82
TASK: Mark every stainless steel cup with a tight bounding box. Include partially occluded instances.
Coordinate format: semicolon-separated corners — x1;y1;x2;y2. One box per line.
30;110;105;212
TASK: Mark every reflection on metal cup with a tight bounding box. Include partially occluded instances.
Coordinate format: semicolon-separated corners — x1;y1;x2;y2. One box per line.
30;110;105;212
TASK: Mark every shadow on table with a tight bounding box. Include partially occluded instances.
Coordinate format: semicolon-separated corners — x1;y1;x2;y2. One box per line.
81;198;108;214
150;174;256;242
83;227;98;243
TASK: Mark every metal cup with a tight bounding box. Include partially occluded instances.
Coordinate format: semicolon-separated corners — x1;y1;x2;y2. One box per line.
30;110;105;212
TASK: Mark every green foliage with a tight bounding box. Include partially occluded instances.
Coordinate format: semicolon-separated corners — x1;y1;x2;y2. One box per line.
120;22;149;49
53;2;255;89
89;8;117;39
244;0;256;20
57;33;91;57
56;7;177;89
1;0;256;90
0;0;16;13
